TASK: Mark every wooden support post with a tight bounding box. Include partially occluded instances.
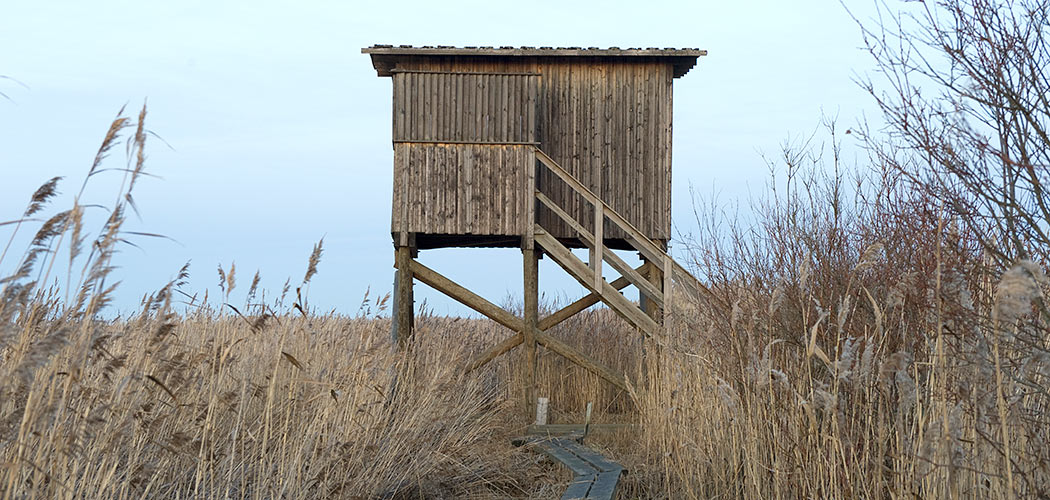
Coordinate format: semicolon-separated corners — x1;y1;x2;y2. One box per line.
639;241;669;325
593;204;603;291
523;246;539;420
392;244;414;347
523;149;539;420
638;259;651;316
663;252;673;331
583;402;593;440
640;257;664;323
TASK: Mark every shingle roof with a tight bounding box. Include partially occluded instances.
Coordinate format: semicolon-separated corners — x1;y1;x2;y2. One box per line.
362;45;706;78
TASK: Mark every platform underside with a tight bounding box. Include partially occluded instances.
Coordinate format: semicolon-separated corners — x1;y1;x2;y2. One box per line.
404;233;649;252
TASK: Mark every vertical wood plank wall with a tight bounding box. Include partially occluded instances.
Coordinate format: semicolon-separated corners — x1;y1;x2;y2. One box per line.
392;71;538;144
391;71;537;237
390;57;674;243
392;143;533;236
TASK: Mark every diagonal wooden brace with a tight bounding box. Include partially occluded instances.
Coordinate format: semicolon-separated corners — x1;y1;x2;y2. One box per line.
466;265;645;373
405;256;630;392
535;329;629;391
535;229;661;337
465;328;630;393
402;259;530;374
404;259;524;332
465;332;524;372
538;263;647;331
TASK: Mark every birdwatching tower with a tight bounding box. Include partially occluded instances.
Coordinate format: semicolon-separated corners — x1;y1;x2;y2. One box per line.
364;45;707;414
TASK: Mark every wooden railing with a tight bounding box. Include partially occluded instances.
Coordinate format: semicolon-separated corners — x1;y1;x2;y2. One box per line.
532;148;711;333
395;147;715;396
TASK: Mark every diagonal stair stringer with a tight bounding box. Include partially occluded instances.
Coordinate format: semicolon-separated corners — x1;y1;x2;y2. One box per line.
534;229;661;337
532;148;713;340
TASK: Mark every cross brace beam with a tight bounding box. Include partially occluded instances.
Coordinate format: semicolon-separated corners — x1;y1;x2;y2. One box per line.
400;258;630;391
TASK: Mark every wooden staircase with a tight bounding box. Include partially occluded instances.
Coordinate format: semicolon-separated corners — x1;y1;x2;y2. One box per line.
532;148;708;341
391;147;711;497
396;147;711;392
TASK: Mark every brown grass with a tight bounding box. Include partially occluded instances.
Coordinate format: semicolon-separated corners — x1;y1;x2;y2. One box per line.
3;106;1049;499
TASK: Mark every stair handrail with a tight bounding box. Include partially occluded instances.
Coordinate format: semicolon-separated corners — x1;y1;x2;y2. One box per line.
532;148;712;301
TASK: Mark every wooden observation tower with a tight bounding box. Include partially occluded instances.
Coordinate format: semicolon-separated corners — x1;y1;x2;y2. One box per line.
363;45;707;415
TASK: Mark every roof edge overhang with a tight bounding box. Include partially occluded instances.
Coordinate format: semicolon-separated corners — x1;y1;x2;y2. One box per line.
362;45;707;78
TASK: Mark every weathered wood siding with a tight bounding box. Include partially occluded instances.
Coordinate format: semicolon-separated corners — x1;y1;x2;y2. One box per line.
390;71;537;238
392;71;538;144
389;57;674;244
392;143;533;236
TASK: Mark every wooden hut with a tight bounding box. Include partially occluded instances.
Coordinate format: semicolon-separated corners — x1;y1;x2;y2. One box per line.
363;45;707;417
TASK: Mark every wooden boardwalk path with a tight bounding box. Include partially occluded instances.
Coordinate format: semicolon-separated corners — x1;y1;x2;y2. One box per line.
517;436;625;500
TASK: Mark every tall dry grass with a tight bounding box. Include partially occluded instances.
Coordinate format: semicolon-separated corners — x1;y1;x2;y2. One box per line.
4;109;1049;499
624;122;1050;499
0;108;557;499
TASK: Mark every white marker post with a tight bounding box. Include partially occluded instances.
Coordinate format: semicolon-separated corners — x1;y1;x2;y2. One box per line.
535;397;549;426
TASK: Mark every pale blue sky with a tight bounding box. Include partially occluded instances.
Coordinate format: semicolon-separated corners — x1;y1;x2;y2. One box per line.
0;0;896;316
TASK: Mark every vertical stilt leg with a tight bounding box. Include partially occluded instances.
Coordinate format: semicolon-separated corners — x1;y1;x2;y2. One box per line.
523;246;539;419
663;252;673;334
390;268;400;344
393;245;414;347
524;150;539;420
640;255;665;324
639;258;651;317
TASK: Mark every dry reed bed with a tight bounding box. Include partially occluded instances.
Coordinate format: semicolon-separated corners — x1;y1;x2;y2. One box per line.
5;63;1050;498
0;106;549;499
0;301;556;498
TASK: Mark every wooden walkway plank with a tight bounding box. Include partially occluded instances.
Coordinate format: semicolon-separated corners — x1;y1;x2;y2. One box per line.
560;440;623;473
521;436;626;500
536;440;598;476
561;477;595;500
561;478;595;499
527;423;632;435
587;470;623;498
